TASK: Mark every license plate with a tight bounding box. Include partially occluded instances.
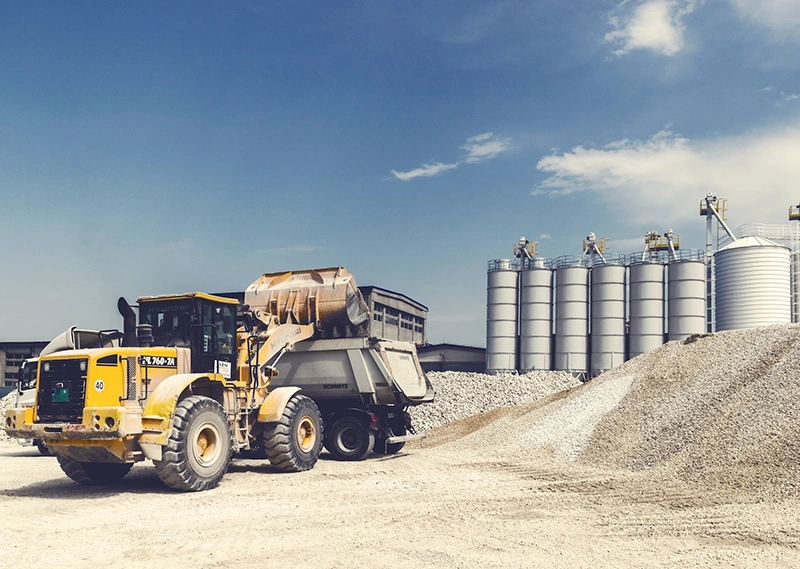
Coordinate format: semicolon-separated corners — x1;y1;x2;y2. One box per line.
52;388;69;403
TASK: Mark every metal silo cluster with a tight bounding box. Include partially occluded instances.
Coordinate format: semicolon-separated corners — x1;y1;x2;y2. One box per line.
486;197;800;377
486;250;709;378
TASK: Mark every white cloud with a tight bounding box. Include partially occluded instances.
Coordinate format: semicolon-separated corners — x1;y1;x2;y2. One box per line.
729;0;800;32
761;87;799;106
539;233;552;240
605;0;699;56
461;132;512;164
391;162;458;181
533;125;800;228
391;133;511;181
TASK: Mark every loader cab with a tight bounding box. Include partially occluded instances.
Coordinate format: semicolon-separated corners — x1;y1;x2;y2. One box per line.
138;293;239;379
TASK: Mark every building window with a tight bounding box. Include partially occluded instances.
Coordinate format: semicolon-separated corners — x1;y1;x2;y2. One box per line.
6;353;25;366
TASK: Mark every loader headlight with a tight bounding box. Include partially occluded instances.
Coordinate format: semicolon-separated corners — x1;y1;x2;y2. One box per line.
80;361;87;372
43;362;50;372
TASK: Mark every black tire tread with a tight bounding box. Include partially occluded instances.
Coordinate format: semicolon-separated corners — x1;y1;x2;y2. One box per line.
35;439;51;456
326;416;374;461
57;456;133;485
153;395;232;492
263;395;322;472
375;425;406;455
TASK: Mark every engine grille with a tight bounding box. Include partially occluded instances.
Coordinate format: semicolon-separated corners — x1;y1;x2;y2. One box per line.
36;358;88;424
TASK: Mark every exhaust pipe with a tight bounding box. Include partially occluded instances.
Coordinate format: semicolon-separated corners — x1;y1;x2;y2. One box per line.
117;297;139;348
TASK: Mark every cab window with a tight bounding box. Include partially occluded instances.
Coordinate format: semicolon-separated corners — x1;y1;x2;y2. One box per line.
20;361;37;391
201;301;236;355
140;300;193;347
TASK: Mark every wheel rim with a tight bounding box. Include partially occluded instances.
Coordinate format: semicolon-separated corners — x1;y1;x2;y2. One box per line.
337;427;360;452
193;421;222;466
296;415;317;453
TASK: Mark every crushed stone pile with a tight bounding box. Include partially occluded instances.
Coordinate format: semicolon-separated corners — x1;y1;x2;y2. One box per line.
448;323;800;498
1;391;17;442
576;324;800;492
409;370;581;432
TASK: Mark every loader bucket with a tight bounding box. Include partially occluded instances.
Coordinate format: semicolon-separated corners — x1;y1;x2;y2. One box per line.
245;267;370;329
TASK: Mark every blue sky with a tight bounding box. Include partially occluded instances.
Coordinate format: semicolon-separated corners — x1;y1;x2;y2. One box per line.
1;1;799;346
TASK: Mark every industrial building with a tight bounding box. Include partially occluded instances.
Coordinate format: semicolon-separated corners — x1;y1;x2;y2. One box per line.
417;343;486;373
486;195;798;377
0;341;47;396
358;286;427;345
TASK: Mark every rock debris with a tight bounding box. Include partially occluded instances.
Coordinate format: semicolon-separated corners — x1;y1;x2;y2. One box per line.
409;369;581;433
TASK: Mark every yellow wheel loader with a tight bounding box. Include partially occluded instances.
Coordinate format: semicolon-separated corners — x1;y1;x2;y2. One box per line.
4;267;377;491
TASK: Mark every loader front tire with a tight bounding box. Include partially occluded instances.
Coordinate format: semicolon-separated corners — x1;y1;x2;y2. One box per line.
154;395;232;492
57;456;133;485
326;416;374;461
263;394;322;472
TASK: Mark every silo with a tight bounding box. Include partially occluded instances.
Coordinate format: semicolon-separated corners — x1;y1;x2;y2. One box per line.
554;264;589;376
667;258;706;341
486;260;518;373
715;236;791;331
519;263;553;371
590;263;626;376
628;261;665;358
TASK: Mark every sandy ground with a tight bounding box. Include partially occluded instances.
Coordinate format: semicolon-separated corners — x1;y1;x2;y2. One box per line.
2;401;799;569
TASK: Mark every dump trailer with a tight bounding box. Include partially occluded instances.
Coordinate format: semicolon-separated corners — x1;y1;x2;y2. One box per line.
5;267;410;491
271;338;433;460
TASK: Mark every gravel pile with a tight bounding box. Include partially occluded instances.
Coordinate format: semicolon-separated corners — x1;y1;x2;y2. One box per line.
409;370;581;432
462;323;800;498
1;391;17;442
579;324;800;489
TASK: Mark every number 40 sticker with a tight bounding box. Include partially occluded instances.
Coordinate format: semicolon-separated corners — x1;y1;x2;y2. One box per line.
94;379;105;392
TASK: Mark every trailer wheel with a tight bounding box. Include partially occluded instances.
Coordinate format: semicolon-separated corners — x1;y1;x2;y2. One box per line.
375;426;406;455
57;456;133;485
35;439;51;456
154;395;232;492
326;416;375;461
263;394;323;472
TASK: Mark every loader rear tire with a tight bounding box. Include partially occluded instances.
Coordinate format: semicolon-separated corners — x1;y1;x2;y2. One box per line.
326;416;374;461
263;394;322;472
57;456;133;485
153;395;232;492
